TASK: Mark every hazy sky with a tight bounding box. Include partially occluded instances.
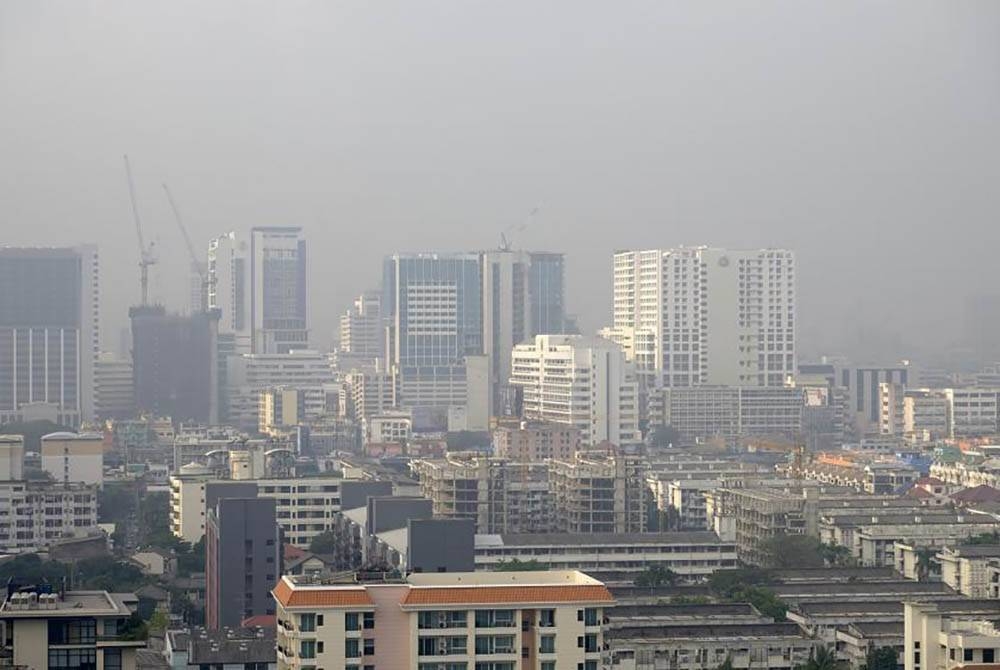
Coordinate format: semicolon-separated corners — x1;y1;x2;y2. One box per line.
3;1;999;363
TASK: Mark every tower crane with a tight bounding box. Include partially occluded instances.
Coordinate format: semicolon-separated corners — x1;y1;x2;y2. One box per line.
124;155;157;306
162;183;208;311
499;206;540;252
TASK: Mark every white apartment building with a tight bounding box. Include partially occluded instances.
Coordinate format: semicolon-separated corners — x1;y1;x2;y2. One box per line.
227;350;335;430
169;465;343;547
364;410;412;444
342;365;397;419
656;386;804;443
510;334;640;446
273;570;611;670
946;388;1000;437
207;231;252;355
338;292;383;359
904;390;951;441
612;247;796;388
0;481;99;554
905;602;1000;670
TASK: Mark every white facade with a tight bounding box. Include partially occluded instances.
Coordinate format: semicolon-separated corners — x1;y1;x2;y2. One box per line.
511;334;640;446
207;231;252;354
0;481;99;554
946;388;1000;437
612;247;795;388
93;352;134;419
0;436;24;481
227;350;335;430
365;411;412;444
338;292;383;358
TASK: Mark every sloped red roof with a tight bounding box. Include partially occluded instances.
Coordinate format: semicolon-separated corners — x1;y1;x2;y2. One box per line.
952;485;1000;504
914;476;945;486
272;580;374;608
906;487;934;499
284;544;307;561
240;615;276;628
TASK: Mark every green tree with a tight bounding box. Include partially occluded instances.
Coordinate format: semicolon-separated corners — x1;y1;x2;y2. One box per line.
74;557;147;592
176;537;205;577
761;533;824;569
309;530;337;555
820;543;856;567
799;645;839;670
0;554;69;585
863;646;899;670
494;559;548;572
915;547;939;582
633;565;679;588
966;531;1000;545
716;657;734;670
708;568;773;598
734;585;787;621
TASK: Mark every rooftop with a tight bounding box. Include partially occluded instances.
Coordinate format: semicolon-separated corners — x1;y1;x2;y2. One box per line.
608;623;806;641
0;590;136;618
187;627;275;665
478;531;729;547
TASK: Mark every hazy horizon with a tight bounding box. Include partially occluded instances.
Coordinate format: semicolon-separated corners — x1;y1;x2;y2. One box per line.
3;2;999;367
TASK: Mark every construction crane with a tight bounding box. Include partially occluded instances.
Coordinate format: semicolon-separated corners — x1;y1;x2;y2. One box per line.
124;155;157;306
162;183;208;311
499;206;540;252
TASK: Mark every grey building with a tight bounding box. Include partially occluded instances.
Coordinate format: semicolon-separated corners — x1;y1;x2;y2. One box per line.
250;227;307;354
407;518;475;573
205;497;280;629
130;306;219;424
0;246;99;426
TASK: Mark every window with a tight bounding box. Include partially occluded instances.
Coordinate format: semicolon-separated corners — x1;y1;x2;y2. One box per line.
419;610;467;629
584;633;598;653
345;612;360;631
475;635;515;655
474;664;515;670
419;664;468;670
475;610;515;628
540;635;556;654
346;639;361;658
49;649;97;669
300;640;316;659
48;618;96;645
583;608;599;626
104;649;122;670
538;609;555;627
542;663;556;670
299;613;316;632
364;638;375;656
985;649;996;664
364;611;376;629
317;642;324;654
965;649;974;662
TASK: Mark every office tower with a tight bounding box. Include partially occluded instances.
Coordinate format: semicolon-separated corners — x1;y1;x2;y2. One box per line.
338;292;383;358
272;570;612;670
510;334;640;446
130;306;220;424
481;250;566;414
840;364;911;435
250;227;308;354
207;232;251;353
612;247;796;388
382;253;482;410
0;246;99;426
206;496;280;629
94;352;134;420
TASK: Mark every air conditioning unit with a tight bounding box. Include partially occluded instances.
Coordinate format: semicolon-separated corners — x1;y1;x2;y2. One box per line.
437;639;449;655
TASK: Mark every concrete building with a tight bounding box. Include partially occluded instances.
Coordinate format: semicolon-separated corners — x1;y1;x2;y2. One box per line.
226;349;334;430
840;364;911;436
0;245;100;426
474;531;737;577
612;247;796;389
207;231;252;355
904;389;951;441
493;421;581;461
0;586;144;670
946;388;1000;437
0;435;24;481
250;227;308;354
0;480;99;554
206;496;281;629
935;545;1000;598
94;352;135;420
904;602;1000;670
411;454;555;534
549;450;647;534
165;627;277;670
481;249;567;414
169;466;342;547
654;386;805;444
511;334;640;446
130;305;220;425
338;292;384;359
364;410;412;445
273;570;612;670
40;431;104;487
341;364;396;420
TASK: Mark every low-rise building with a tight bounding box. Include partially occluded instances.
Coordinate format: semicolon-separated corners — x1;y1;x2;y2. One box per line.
905;601;1000;670
273;570;612;670
936;544;1000;598
474;531;737;577
0;586;145;670
549;450;647;534
493;421;581;461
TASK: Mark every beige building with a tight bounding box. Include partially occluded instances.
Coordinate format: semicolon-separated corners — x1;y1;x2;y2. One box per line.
0;587;145;670
493;421;581;461
905;602;1000;670
936;545;1000;598
40;432;104;487
273;570;611;670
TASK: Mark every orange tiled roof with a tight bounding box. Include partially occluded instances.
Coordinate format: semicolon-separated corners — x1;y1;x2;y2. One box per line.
272;580;374;608
402;584;613;607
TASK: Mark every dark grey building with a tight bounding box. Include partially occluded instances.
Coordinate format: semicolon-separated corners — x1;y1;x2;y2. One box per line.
407;518;475;573
0;246;99;426
130;306;219;424
205;497;280;630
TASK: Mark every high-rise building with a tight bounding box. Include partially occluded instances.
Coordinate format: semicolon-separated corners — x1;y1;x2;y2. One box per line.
130;305;220;424
0;246;99;426
207;232;251;353
481;250;566;414
94;352;135;420
338;292;383;358
382;253;482;411
510;334;640;446
250;227;308;354
206;496;280;629
612;247;796;388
